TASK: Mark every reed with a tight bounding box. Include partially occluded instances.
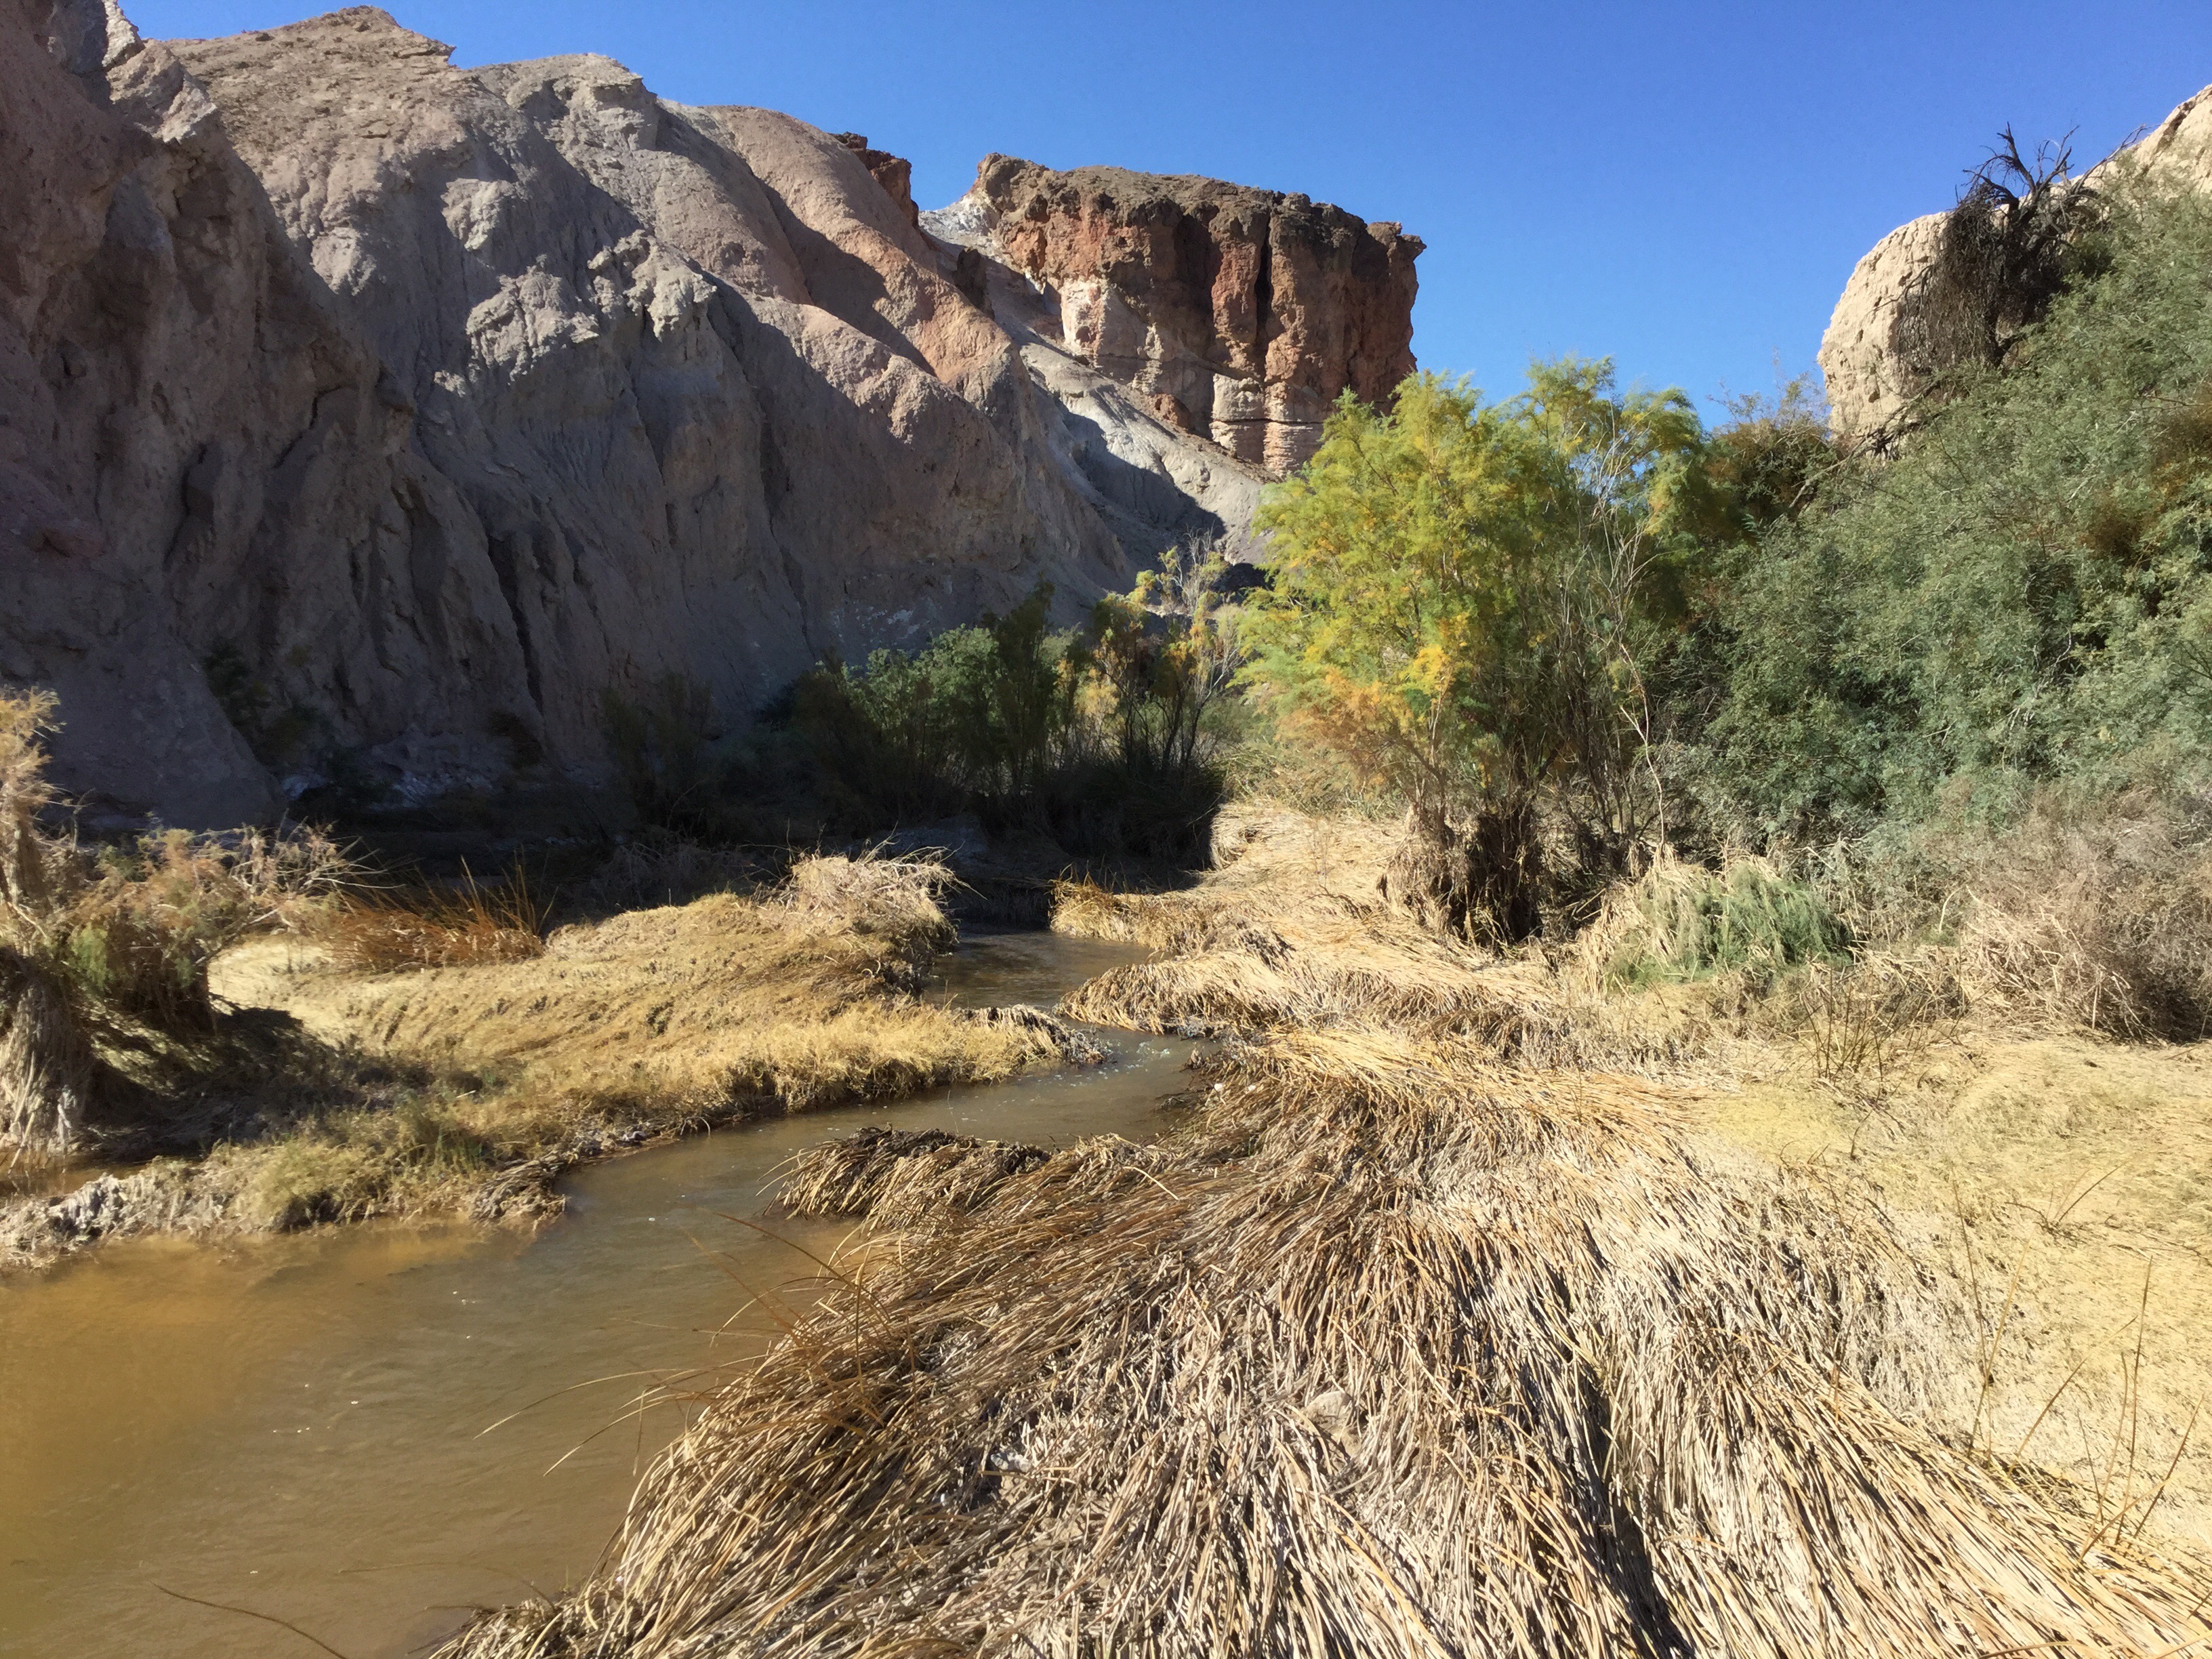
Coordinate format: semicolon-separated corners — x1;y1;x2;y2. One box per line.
314;862;548;972
436;1027;2210;1658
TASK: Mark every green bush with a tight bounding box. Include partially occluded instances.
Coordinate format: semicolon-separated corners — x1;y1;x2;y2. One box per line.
793;586;1074;824
791;579;1231;861
1701;176;2212;839
602;673;722;833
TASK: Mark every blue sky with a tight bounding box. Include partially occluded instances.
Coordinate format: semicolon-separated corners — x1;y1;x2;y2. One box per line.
132;1;2212;417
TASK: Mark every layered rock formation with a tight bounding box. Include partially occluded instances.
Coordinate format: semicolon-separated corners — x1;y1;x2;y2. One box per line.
1822;82;2212;439
932;159;1421;473
1;0;1416;824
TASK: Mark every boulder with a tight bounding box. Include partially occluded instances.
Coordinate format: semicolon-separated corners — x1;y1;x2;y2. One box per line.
1822;81;2212;441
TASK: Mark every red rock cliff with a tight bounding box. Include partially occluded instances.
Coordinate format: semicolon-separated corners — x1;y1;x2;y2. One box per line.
968;157;1420;472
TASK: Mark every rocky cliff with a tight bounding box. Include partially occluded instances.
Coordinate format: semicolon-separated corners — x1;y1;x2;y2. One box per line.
1822;83;2212;439
931;159;1421;474
1;0;1418;825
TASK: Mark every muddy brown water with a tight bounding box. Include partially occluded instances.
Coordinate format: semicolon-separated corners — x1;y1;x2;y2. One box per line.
0;931;1187;1659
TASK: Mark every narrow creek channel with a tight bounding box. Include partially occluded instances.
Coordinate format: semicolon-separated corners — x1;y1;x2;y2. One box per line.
0;930;1188;1659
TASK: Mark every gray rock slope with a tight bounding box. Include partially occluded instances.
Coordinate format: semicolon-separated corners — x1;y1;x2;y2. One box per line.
1;3;1300;822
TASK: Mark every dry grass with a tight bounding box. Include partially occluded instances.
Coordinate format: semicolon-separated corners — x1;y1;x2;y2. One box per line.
780;850;958;951
436;1027;2211;1658
314;863;548;972
179;860;1058;1225
777;1124;1061;1227
7;852;1074;1263
1;688;353;1163
0;947;95;1158
1050;804;1703;1067
417;805;2212;1654
1954;800;2212;1040
1056;886;1699;1072
1719;1032;2212;1553
576;833;768;914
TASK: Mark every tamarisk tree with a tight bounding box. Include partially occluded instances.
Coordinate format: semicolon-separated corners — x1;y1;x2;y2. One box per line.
1242;362;1708;940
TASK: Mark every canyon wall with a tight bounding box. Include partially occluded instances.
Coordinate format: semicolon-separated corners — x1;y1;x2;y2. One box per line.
1;1;1418;824
933;159;1421;475
1822;83;2212;440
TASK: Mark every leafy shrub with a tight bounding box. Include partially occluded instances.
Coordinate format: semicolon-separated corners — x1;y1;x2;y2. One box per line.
795;586;1078;823
1703;175;2212;838
1240;363;1711;938
603;673;722;832
792;577;1231;861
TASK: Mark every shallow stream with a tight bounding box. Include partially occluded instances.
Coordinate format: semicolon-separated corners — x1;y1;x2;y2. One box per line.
0;930;1183;1659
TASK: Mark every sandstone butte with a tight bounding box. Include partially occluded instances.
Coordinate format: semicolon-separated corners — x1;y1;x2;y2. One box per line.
1821;83;2212;440
0;0;1420;826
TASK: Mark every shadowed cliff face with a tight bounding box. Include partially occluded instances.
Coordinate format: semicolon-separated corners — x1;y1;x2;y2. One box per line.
957;156;1422;474
0;1;1413;824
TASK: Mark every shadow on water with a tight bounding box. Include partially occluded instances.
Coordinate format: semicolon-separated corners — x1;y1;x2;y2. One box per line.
0;930;1189;1659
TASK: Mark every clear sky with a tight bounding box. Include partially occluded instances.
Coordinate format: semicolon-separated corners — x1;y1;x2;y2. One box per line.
129;1;2212;417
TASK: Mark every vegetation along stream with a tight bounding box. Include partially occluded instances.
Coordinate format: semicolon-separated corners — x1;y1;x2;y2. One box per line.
0;930;1190;1659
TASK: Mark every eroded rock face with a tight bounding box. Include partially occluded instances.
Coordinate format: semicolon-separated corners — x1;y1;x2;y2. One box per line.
1821;80;2212;441
3;3;1338;823
1818;211;1950;441
947;157;1421;474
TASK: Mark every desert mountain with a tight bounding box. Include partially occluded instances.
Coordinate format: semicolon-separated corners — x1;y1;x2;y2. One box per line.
1;0;1419;825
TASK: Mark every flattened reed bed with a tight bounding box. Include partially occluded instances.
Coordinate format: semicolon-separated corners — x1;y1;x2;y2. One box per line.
1055;891;1695;1070
435;1029;2211;1659
779;1125;1170;1231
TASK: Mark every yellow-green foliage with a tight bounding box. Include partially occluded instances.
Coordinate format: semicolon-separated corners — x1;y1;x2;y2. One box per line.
1242;363;1707;857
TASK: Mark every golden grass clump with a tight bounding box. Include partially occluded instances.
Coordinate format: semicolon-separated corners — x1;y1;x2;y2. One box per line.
1;689;62;914
13;845;1077;1256
2;687;354;1161
1053;892;1693;1070
779;1124;1167;1231
777;1125;1055;1227
1955;800;2212;1040
228;879;1076;1211
781;850;957;960
0;947;96;1159
315;865;547;973
434;1027;2210;1658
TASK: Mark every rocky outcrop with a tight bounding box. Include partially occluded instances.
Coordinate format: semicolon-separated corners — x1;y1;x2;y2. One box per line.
2102;85;2212;194
0;2;1411;825
832;132;920;230
1822;81;2212;440
932;158;1420;474
1818;211;1951;441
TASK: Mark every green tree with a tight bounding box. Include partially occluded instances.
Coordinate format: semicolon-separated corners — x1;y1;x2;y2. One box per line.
1242;363;1707;938
1086;537;1241;785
